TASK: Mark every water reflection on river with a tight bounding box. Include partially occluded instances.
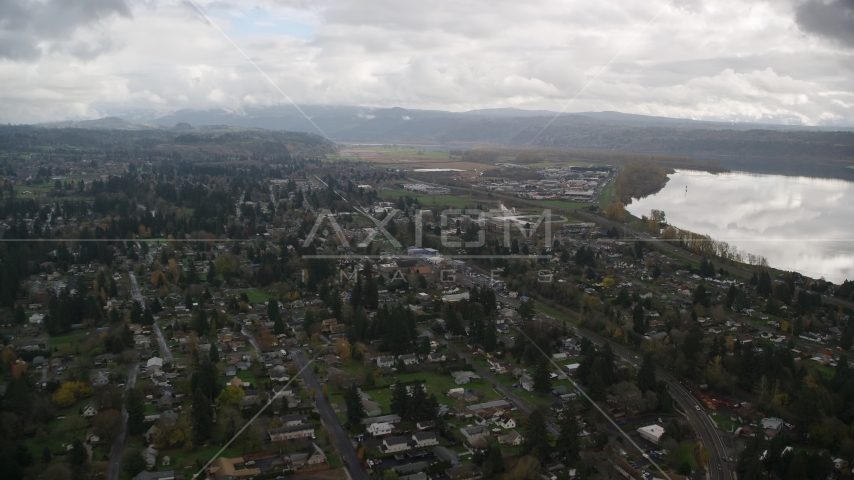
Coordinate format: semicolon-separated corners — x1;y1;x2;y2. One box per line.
626;170;854;283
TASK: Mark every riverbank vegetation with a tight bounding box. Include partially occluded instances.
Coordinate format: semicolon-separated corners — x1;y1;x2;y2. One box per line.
615;162;670;204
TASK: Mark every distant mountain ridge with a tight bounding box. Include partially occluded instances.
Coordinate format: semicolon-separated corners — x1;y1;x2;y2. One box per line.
36;106;854;174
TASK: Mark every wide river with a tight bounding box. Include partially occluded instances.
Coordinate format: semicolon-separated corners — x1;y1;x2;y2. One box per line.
626;170;854;284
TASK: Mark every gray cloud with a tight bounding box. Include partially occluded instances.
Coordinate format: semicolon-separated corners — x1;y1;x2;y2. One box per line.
795;0;854;46
0;0;131;60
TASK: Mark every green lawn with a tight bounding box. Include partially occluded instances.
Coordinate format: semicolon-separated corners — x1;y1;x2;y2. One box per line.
669;442;699;470
598;178;617;206
245;289;274;304
710;413;740;433
534;300;578;325
535;199;592;211
50;331;92;347
376;190;480;209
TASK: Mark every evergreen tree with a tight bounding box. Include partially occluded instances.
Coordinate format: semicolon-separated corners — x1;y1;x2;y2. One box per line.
273;316;285;335
632;304;646;334
841;324;853;351
344;384;366;425
209;345;220;364
483;320;497;352
556;403;580;461
267;299;280;322
13;304;25;324
363;262;379;309
693;283;709;307
125;388;146;434
390;381;409;417
532;357;552;396
637;353;657;392
521;409;552;458
483;446;505;477
191;388;213;444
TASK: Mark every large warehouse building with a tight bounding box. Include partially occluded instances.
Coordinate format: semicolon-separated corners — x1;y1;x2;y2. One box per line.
637;425;665;445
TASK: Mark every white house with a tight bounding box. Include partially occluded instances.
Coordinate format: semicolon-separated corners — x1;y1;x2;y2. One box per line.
495;416;516;429
367;422;394;437
398;353;419;366
498;430;522;446
82;402;98;418
147;357;164;370
382;436;411;453
268;424;315;441
412;432;439;448
376;356;395;368
29;313;45;324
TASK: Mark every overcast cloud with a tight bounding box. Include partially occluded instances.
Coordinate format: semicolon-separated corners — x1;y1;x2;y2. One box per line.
0;0;851;126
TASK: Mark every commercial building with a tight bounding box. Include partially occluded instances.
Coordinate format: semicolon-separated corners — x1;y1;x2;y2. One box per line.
637;424;665;445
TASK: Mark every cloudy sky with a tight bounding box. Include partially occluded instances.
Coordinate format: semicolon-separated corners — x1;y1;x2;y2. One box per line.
1;0;852;125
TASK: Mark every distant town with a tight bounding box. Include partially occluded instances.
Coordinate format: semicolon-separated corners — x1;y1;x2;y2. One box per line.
0;130;852;480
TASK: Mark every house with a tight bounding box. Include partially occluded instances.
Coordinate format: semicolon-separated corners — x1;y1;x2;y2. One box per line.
268;424;315;441
147;357;164;370
460;425;489;439
498;430;522;446
552;352;567;361
133;470;175;480
445;464;483;480
519;375;534;392
224;365;237;377
564;363;580;376
280;414;308;427
399;353;419;365
270;365;289;381
376;356;395;368
427;352;446;363
82;403;98;418
284;442;328;469
433;446;460;466
368;422;394;437
495;416;516;429
412;432;440;448
141;446;158;467
761;417;784;438
208;457;261;480
382;436;411;453
29;313;45;324
91;370;110;387
451;371;481;385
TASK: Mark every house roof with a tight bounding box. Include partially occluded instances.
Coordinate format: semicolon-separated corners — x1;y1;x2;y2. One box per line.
383;436;408;446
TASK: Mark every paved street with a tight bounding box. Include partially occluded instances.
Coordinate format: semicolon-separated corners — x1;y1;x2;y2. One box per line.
107;363;139;480
291;350;369;480
129;271;173;361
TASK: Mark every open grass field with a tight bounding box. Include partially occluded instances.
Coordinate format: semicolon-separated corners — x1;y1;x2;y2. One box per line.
534;300;578;325
245;289;274;304
50;331;93;347
376;190;481;209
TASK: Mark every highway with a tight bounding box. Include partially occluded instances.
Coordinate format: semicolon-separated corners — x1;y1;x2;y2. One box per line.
291;350;369;480
107;363;139;480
